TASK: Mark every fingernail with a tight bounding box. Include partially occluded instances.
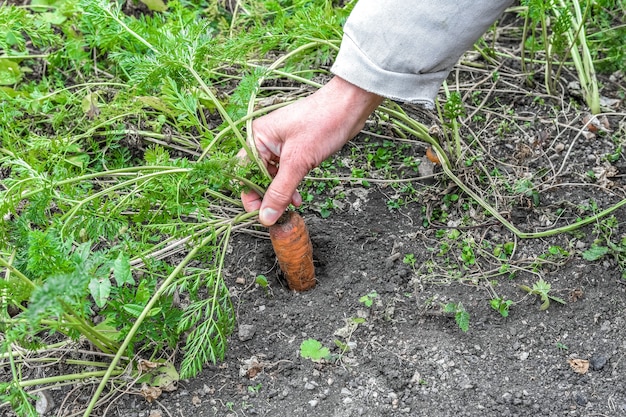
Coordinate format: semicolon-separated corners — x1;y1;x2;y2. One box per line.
260;207;279;225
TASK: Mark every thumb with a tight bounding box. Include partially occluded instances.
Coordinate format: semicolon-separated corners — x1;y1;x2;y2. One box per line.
258;163;306;226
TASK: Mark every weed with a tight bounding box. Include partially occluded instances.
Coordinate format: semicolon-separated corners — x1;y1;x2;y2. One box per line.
300;338;331;362
255;274;273;296
359;291;379;308
513;178;540;207
490;297;514;318
443;302;470;332
248;383;262;394
520;278;566;310
403;253;417;268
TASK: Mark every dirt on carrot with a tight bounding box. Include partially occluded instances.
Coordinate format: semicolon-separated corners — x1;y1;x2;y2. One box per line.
269;211;316;291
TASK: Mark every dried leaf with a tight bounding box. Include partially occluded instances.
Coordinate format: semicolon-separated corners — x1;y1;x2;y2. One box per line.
582;114;611;133
239;355;264;379
567;358;589;374
140;384;162;402
568;288;584;303
600;96;621;110
138;359;159;372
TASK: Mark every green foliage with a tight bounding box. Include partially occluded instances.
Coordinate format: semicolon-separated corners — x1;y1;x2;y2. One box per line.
0;5;59;54
520;278;566;310
443;302;470;332
582;244;610;261
359;291;379;308
300;338;331;362
514;178;540;207
0;381;37;417
403;253;417;268
587;0;626;73
520;0;602;112
443;91;466;121
490;297;514;318
0;1;346;411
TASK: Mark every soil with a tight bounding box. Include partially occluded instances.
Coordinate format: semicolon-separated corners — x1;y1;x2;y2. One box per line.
103;189;626;417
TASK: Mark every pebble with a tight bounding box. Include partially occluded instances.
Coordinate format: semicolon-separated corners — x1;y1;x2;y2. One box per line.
35;391;54;415
304;382;317;390
574;393;588;406
308;399;319;407
238;324;256;341
590;354;608;371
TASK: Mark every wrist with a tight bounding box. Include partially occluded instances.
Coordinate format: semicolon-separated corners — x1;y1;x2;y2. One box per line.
318;76;384;139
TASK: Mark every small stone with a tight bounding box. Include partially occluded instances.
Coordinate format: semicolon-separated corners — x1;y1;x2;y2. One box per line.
304;382;317;390
341;388;352;396
574;393;588;406
519;351;530;361
308;399;319;407
590;354;608;371
238;324;256;341
502;392;513;403
343;397;354;404
554;142;565;153
35;391;54;416
235;277;246;285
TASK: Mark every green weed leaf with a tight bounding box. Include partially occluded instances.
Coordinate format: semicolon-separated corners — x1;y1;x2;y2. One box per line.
89;277;111;308
300;339;330;362
140;0;168;12
113;252;133;286
0;60;21;85
582;245;610;261
123;303;161;318
455;310;470;332
137;360;179;389
443;302;457;314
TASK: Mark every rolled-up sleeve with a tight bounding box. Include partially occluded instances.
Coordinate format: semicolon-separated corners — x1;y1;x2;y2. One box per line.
331;0;515;107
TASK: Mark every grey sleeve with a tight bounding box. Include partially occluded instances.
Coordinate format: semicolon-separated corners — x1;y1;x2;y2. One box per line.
330;0;515;107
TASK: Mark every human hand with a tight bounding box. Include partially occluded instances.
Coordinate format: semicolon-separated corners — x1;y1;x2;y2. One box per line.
240;76;383;226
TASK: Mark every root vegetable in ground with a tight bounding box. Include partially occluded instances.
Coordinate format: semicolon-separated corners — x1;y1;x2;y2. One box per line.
269;211;316;291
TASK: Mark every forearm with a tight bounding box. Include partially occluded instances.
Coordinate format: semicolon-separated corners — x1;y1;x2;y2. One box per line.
331;0;516;107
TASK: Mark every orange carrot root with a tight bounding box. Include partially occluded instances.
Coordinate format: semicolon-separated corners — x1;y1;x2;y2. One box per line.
425;147;441;164
269;211;316;291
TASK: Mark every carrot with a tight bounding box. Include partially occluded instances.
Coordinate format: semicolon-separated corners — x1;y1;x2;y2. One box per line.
269;211;316;291
425;147;441;165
